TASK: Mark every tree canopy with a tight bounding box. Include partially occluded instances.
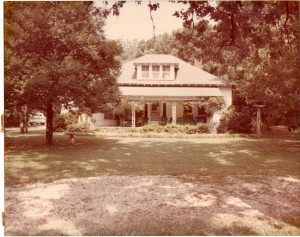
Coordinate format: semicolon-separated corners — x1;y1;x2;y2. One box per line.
4;1;300;140
118;1;299;127
4;2;122;144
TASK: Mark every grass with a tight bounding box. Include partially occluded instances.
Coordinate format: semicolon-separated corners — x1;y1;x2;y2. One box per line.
5;128;300;187
4;128;300;235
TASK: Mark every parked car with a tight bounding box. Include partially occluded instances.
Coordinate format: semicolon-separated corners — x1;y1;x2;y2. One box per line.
29;112;46;125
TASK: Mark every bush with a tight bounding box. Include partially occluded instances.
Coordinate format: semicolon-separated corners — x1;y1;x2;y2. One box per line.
217;106;253;134
67;123;89;133
4;112;19;127
141;124;162;133
227;111;253;134
140;124;209;134
53;112;78;132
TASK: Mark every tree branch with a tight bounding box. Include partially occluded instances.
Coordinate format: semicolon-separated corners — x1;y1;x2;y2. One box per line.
283;1;290;43
148;2;156;40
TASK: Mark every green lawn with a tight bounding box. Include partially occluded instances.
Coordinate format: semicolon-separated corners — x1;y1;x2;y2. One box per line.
5;129;300;187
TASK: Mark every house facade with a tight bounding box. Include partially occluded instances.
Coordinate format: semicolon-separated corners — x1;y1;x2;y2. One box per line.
91;54;232;128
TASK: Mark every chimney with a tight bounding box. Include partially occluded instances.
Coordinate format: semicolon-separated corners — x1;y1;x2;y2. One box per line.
194;59;203;69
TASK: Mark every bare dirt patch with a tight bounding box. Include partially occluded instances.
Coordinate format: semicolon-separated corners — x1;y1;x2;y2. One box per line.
5;175;300;235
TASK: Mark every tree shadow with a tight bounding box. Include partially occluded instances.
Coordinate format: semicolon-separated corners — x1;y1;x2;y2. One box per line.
4;130;300;235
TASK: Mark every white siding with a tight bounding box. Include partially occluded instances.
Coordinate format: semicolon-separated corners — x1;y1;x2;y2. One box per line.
219;86;232;108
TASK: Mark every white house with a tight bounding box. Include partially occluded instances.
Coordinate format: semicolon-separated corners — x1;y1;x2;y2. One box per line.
89;54;232;127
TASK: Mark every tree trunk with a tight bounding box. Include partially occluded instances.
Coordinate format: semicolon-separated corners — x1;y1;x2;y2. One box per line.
18;105;28;134
23;106;28;133
46;102;54;145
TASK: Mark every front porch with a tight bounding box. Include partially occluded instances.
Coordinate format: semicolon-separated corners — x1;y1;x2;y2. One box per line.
116;98;210;128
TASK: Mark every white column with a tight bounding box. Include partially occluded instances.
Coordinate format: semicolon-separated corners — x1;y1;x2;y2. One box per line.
160;101;164;118
149;64;152;79
172;102;177;124
147;103;152;122
166;102;171;120
131;105;136;128
159;65;162;79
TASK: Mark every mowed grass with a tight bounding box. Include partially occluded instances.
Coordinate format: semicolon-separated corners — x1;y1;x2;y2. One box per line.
4;129;300;187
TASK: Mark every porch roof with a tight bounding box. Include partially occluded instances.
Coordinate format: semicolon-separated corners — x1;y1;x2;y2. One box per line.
119;86;223;97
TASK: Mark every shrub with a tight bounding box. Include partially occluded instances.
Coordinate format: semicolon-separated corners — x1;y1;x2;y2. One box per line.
227;111;253;134
67;123;89;133
141;124;162;133
4;112;19;127
195;124;209;134
53;112;78;132
140;124;209;134
217;106;253;134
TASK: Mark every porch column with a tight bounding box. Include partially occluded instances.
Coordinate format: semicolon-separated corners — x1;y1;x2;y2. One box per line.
160;101;164;118
147;102;152;122
192;103;198;118
131;104;136;128
172;102;177;124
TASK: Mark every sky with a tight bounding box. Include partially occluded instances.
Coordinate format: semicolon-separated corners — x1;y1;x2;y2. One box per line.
98;1;189;41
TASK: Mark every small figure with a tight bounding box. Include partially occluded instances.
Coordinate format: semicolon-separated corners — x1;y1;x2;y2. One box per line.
69;133;75;143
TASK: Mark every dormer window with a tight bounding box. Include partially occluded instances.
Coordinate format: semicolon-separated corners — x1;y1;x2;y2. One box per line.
135;63;178;80
152;65;160;79
162;66;171;79
141;65;150;78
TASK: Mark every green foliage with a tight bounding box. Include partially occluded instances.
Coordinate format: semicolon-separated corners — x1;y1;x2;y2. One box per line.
67;123;89;133
115;100;146;120
227;111;253;134
172;2;299;124
119;33;178;62
5;2;122;144
4;110;19;127
198;97;225;115
140;124;208;134
53;112;78;132
217;106;253;134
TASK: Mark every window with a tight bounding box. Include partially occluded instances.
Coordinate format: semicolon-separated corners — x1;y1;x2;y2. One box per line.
152;65;160;78
142;65;149;78
162;66;171;79
151;103;159;112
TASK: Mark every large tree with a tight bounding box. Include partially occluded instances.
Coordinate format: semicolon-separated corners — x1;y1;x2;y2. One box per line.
120;1;299;126
4;2;122;144
173;1;299;126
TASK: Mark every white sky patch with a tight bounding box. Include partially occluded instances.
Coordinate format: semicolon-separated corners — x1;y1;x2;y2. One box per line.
97;1;188;41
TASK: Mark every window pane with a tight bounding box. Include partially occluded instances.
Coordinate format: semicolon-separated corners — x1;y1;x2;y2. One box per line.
162;66;170;79
163;66;170;71
142;65;149;70
142;65;149;78
152;65;160;78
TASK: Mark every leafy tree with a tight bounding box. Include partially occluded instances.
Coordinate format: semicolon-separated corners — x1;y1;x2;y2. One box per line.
173;1;299;127
117;39;140;62
114;31;181;64
4;2;122;144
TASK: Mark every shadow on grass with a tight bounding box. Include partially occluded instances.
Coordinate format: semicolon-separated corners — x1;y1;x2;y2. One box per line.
5;174;300;236
5;131;300;187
